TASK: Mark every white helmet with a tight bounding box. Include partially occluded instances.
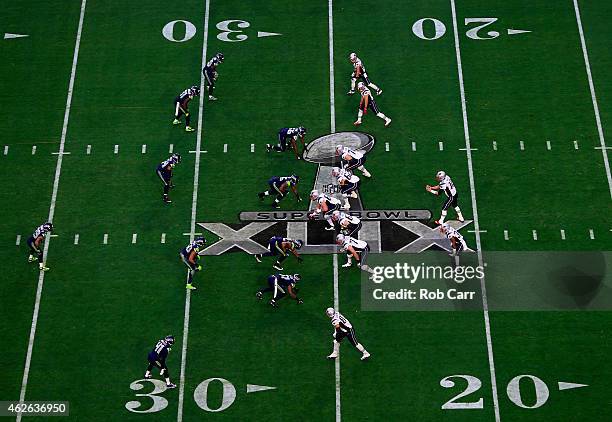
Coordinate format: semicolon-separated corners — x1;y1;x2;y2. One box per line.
336;234;345;244
349;52;357;63
331;167;341;177
357;81;365;90
331;210;341;221
335;145;344;156
325;307;335;317
310;189;320;200
436;170;446;181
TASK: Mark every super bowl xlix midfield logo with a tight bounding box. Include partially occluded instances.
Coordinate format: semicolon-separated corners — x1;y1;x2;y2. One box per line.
198;132;472;255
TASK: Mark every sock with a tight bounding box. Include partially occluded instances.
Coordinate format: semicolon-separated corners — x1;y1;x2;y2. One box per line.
185;113;191;127
209;85;214;96
356;110;363;121
332;340;340;354
264;191;270;196
163;184;170;195
28;254;34;260
325;216;334;227
356;343;366;353
455;207;464;220
376;112;388;121
187;269;194;284
38;254;43;263
368;83;380;91
165;377;171;385
439;210;447;223
350;78;356;91
345;254;352;264
357;165;365;172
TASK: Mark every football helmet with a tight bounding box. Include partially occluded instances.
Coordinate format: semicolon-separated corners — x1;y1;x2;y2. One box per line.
331;167;341;178
325;307;335;317
165;335;175;345
171;153;182;164
331;210;341;221
336;234;345;244
216;52;224;62
43;222;54;232
335;145;344;156
293;239;303;250
436;171;446;181
310;189;320;200
349;52;357;63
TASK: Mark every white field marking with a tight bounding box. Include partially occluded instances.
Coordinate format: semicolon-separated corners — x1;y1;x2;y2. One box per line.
468;229;487;233
385;142;389;152
589;229;595;240
114;144;119;154
520;140;525;150
132;233;138;244
169;143;174;153
86;144;91;154
189;149;207;154
223;143;228;153
493;141;497;150
546;140;551;150
532;230;538;240
141;144;147;154
4;33;29;39
594;146;612;150
49;234;59;238
574;140;579;150
449;1;500;420
257;31;282;38
439;141;444;151
574;0;612;199
558;382;588;391
177;0;210;420
328;1;341;421
3;145;8;155
51;151;70;155
503;230;509;240
412;141;416;151
161;233;166;243
16;235;21;245
74;234;79;245
246;384;277;393
103;233;108;244
182;232;203;236
459;147;477;151
561;229;566;240
17;1;87;419
31;145;37;155
251;143;255;152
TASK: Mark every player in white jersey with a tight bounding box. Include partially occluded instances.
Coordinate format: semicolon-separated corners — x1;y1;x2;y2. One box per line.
347;52;382;96
426;170;465;224
354;82;391;127
440;223;469;255
331;167;360;200
336;234;371;271
331;211;362;237
308;190;343;230
325;307;370;360
335;145;371;178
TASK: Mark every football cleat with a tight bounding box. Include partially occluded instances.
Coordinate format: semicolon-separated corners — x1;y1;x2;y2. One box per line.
384;118;392;127
361;352;371;361
353;120;362;126
325;226;335;231
327;353;338;359
173;119;180;125
166;383;177;389
349;192;358;198
434;220;442;225
144;373;152;379
208;95;217;101
342;262;352;268
163;196;172;203
28;255;37;263
266;144;272;153
272;203;280;209
347;90;355;95
40;266;50;272
273;264;283;271
186;283;197;290
458;217;465;223
269;299;277;307
185;126;195;132
256;291;263;300
258;192;265;200
254;254;262;263
376;89;383;95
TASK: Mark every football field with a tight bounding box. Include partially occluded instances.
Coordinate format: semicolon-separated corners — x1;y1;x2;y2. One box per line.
1;0;611;420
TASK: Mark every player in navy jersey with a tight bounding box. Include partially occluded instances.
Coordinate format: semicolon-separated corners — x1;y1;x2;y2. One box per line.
179;237;206;290
266;126;306;160
254;236;303;270
256;273;303;307
144;335;176;388
27;222;52;271
156;153;181;203
258;175;302;208
173;86;199;132
202;52;224;101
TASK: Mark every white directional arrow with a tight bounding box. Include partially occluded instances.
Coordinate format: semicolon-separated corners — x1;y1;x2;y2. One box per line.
4;33;29;39
507;29;531;35
246;384;277;393
558;382;588;391
257;31;282;38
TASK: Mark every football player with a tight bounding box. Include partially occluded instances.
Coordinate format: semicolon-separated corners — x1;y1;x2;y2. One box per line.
266;126;306;160
336;233;371;271
426;171;465;224
179;237;206;290
27;222;52;271
354;82;391;127
156;153;181;204
144;335;176;388
258;175;302;209
331;167;360;201
335;145;371;178
173;85;200;132
347;52;382;96
440;223;469;256
309;189;344;229
325;307;370;361
202;52;224;101
256;273;303;307
332;211;362;237
254;236;304;271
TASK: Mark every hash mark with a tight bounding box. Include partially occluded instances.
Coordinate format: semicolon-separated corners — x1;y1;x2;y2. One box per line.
520;141;525;150
589;229;595;240
132;233;138;244
503;230;509;240
74;234;79;245
532;229;538;240
114;144;119;154
141;144;147;154
32;145;37;155
546;140;551;150
86;144;91;155
169;144;174;153
385;142;389;152
560;229;566;240
412;141;416;151
103;233;108;244
16;234;21;245
161;233;166;244
223;144;228;153
493;141;497;151
3;145;8;155
251;143;255;153
574;140;579;150
438;141;444;151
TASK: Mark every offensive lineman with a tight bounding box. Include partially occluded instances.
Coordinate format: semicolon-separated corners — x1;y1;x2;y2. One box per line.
27;222;52;271
144;335;177;388
266;126;307;160
254;236;304;270
336;233;371;271
309;189;345;229
156;153;181;204
179;237;206;290
347;52;382;96
331;211;362;237
440;223;469;256
258;175;302;208
256;273;303;307
426;171;465;224
325;307;370;361
336;145;371;178
202;52;224;101
173;86;200;132
354;82;391;127
331;167;360;201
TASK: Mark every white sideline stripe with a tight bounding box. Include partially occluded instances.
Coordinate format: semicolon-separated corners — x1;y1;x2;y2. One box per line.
589;229;595;240
74;234;79;245
169;143;174;153
223;143;228;153
573;0;612;199
114;144;119;154
411;141;416;151
532;230;538;240
17;1;87;419
561;229;566;240
493;140;497;151
103;233;108;244
86;144;91;154
574;140;579;150
161;233;166;244
3;145;8;155
439;141;444;151
177;0;210;420
132;233;138;244
251;143;255;152
328;1;341;421
16;235;21;245
32;145;37;155
385;142;389;152
141;144;147;154
546;140;551;150
520;140;525;150
503;230;509;241
449;2;500;421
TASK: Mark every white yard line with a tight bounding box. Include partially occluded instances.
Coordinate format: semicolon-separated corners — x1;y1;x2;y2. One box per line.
177;1;210;420
328;1;341;421
449;1;500;420
573;0;612;199
17;1;87;420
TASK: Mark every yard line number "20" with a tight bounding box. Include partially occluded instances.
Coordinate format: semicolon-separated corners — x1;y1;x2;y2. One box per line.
413;17;500;40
